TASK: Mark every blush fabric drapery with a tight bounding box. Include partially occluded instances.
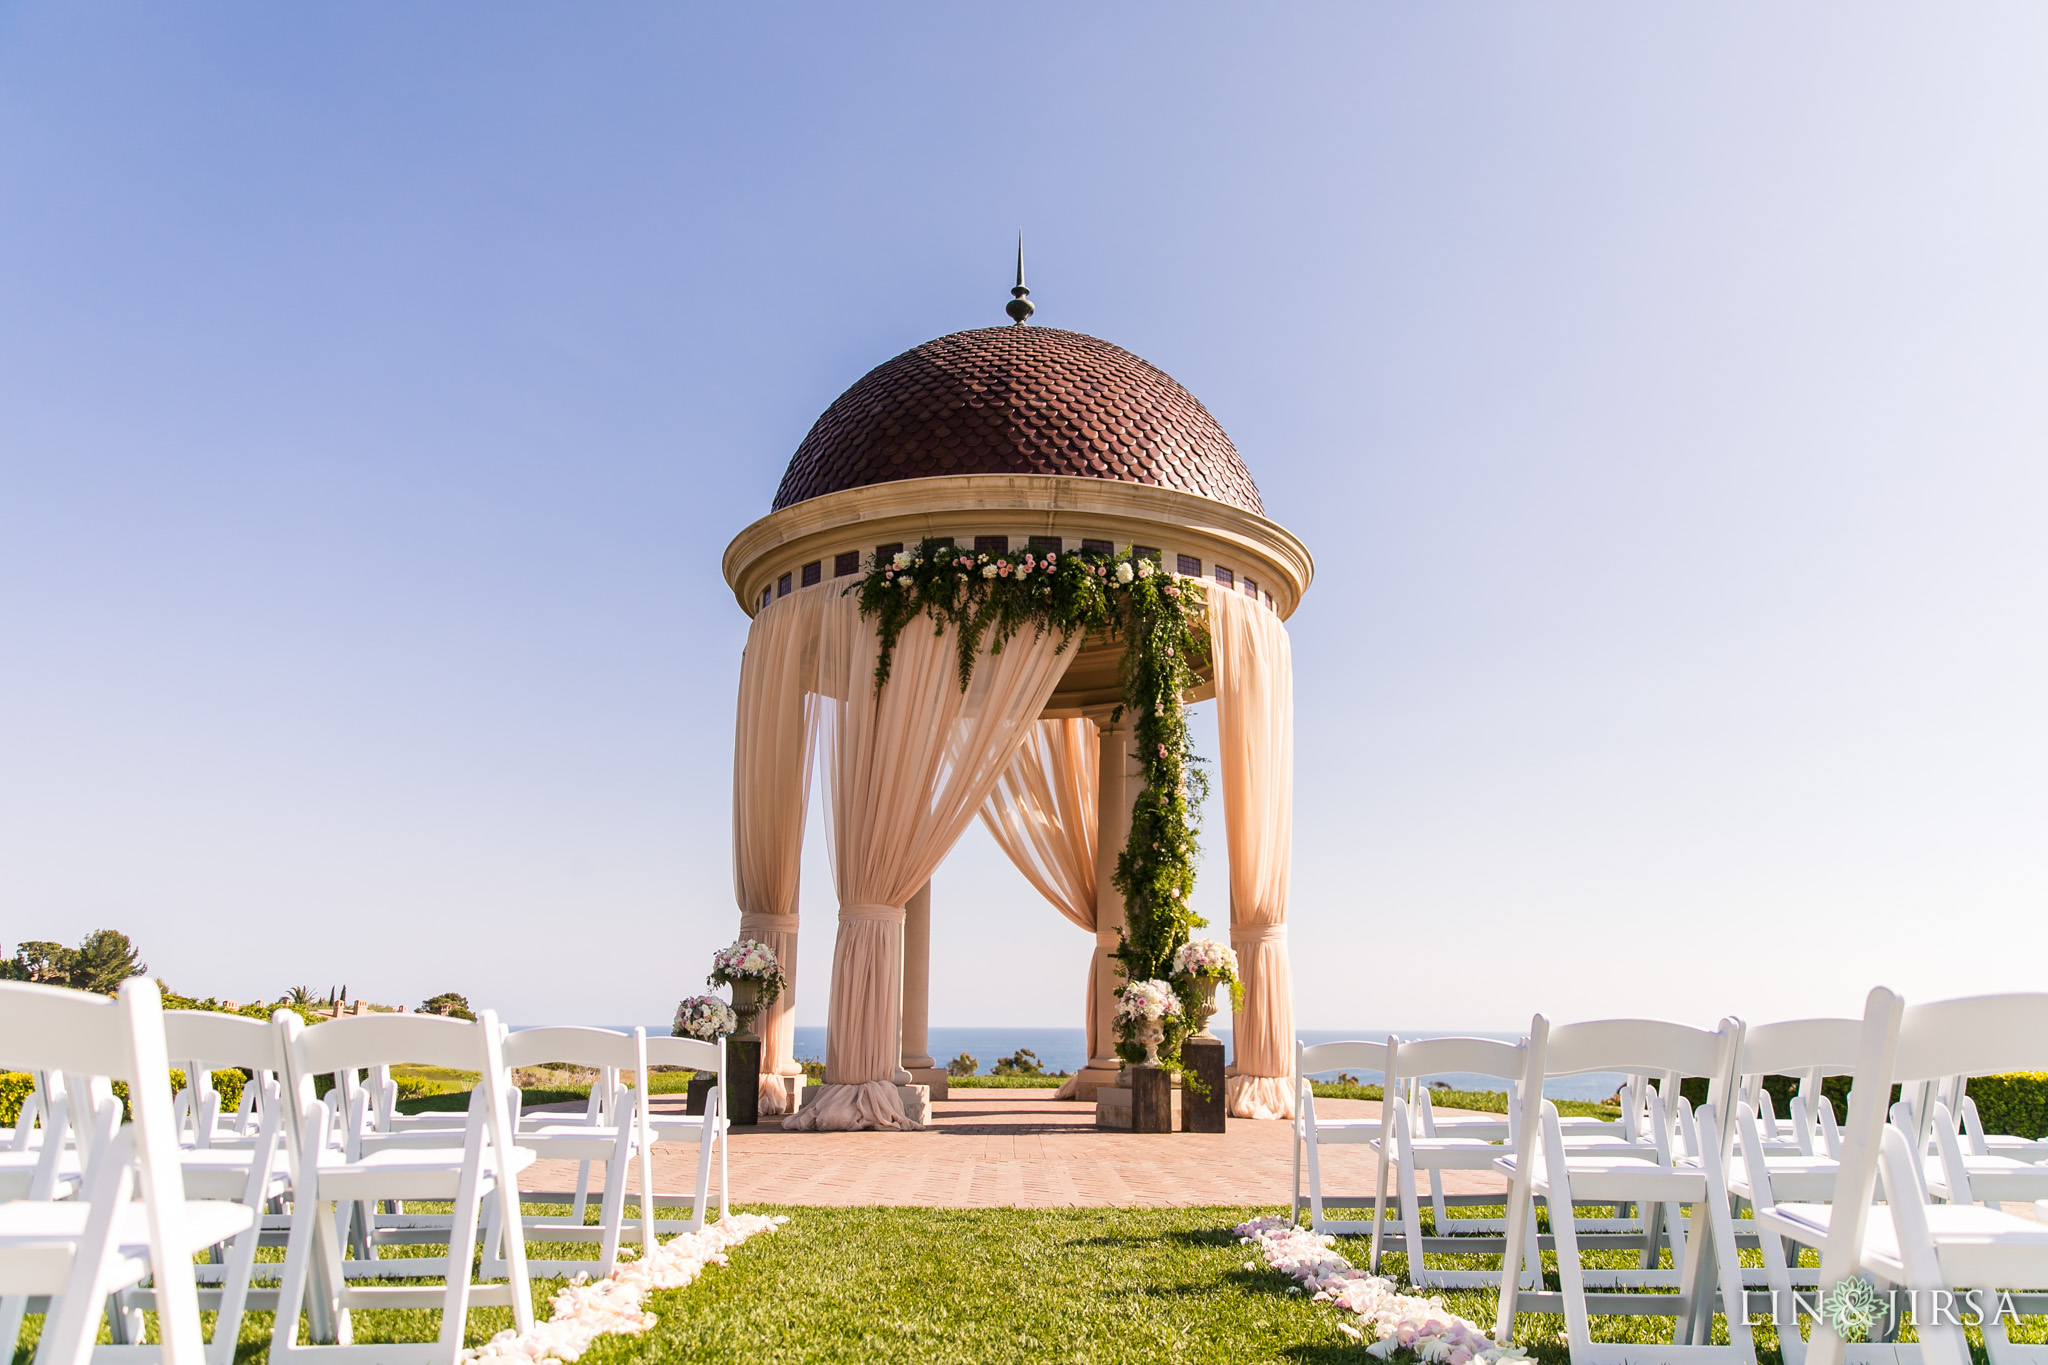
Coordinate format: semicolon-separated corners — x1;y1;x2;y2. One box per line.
783;591;1073;1132
978;717;1100;1093
1208;586;1298;1120
729;587;827;1116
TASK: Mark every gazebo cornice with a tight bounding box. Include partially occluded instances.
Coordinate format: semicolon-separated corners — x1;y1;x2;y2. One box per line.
722;474;1316;620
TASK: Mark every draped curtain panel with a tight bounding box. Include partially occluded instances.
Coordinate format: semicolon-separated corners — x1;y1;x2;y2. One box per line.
784;591;1074;1132
1208;588;1298;1120
978;717;1100;1088
729;587;827;1116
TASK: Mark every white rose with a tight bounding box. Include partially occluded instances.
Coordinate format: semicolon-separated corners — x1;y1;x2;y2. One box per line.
1115;561;1134;584
981;564;998;579
1138;560;1155;578
892;551;912;569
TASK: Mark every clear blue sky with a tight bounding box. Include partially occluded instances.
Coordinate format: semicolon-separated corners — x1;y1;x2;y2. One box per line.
3;6;2043;1031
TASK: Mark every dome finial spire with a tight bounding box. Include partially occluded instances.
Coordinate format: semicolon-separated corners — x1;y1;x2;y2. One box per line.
1005;231;1035;325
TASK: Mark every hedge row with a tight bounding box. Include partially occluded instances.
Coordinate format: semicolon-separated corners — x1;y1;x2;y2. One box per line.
1;1069;247;1126
1675;1074;2048;1140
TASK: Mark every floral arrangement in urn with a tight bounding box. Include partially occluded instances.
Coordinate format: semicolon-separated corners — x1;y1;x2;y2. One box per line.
706;939;783;1042
672;995;738;1042
1170;937;1243;1036
1114;979;1182;1066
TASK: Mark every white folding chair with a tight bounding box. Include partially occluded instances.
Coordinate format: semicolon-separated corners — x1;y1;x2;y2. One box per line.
638;1035;726;1232
483;1026;652;1279
1292;1038;1391;1235
156;1009;296;1364
0;979;257;1365
1494;1015;1756;1365
1726;1017;1862;1314
1758;989;2048;1365
1369;1033;1531;1287
270;1009;534;1365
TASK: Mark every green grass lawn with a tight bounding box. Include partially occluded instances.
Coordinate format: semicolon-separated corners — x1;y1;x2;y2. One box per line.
17;1203;2044;1363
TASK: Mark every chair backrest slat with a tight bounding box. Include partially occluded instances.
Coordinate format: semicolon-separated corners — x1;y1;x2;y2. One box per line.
0;982;137;1080
164;1010;284;1074
1737;1018;1862;1079
1892;994;2048;1083
1544;1018;1732;1079
502;1026;641;1072
1296;1040;1390;1077
291;1011;489;1075
642;1035;722;1074
1386;1036;1525;1085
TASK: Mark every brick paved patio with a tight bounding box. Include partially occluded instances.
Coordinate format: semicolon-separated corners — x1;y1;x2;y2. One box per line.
519;1088;1510;1209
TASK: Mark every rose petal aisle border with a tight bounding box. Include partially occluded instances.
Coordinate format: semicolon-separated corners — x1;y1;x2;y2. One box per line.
1234;1216;1529;1363
463;1213;787;1364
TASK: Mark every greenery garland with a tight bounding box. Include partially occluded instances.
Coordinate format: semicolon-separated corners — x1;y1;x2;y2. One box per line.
853;539;1212;1069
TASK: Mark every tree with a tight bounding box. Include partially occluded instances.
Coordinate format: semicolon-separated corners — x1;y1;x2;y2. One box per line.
992;1048;1044;1077
284;986;317;1007
2;941;74;984
421;992;475;1021
945;1053;979;1078
1;931;144;994
68;930;146;995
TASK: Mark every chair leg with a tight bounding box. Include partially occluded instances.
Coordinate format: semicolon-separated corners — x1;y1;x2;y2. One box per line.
1400;1156;1428;1287
692;1128;717;1233
269;1194;322;1363
1540;1116;1597;1362
596;1126;634;1276
717;1109;729;1222
437;1146;488;1356
1493;1175;1530;1343
1369;1138;1391;1272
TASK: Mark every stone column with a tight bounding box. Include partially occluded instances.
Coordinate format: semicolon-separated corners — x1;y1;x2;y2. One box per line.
1073;708;1139;1103
899;881;947;1098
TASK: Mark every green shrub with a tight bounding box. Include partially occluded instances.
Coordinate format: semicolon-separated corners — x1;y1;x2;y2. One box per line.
1962;1073;2048;1140
0;1073;32;1126
3;1069;245;1124
950;1074;1064;1089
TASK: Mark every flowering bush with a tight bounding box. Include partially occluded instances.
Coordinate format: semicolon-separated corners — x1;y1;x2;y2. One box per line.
673;995;738;1041
1114;979;1182;1025
1234;1216;1528;1364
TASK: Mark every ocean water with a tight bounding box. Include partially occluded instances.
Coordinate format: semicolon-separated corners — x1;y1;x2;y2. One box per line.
785;1026;1631;1101
534;1024;1627;1101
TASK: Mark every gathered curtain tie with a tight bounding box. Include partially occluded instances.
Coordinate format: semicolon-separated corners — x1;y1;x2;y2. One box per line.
738;911;799;932
1094;930;1123;949
839;902;907;925
1231;923;1288;946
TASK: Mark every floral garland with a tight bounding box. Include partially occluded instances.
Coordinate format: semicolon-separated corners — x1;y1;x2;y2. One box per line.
853;539;1211;1067
1234;1216;1529;1364
463;1213;785;1363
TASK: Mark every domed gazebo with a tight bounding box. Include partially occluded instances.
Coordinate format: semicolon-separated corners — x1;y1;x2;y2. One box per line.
721;275;1313;1131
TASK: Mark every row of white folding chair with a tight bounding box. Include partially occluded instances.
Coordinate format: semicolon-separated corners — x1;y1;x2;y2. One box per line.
1292;1031;1682;1250
1754;989;2048;1365
269;1007;535;1365
0;979;260;1365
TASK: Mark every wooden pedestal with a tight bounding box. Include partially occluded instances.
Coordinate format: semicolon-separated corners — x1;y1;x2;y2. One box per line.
1130;1065;1174;1134
727;1039;761;1126
1180;1036;1227;1133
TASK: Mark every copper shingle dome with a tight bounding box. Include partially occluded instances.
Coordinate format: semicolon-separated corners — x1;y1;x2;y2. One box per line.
771;326;1264;515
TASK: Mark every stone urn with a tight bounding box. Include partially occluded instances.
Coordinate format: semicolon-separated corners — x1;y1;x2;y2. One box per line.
1188;978;1223;1040
729;979;760;1042
1135;1015;1166;1067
